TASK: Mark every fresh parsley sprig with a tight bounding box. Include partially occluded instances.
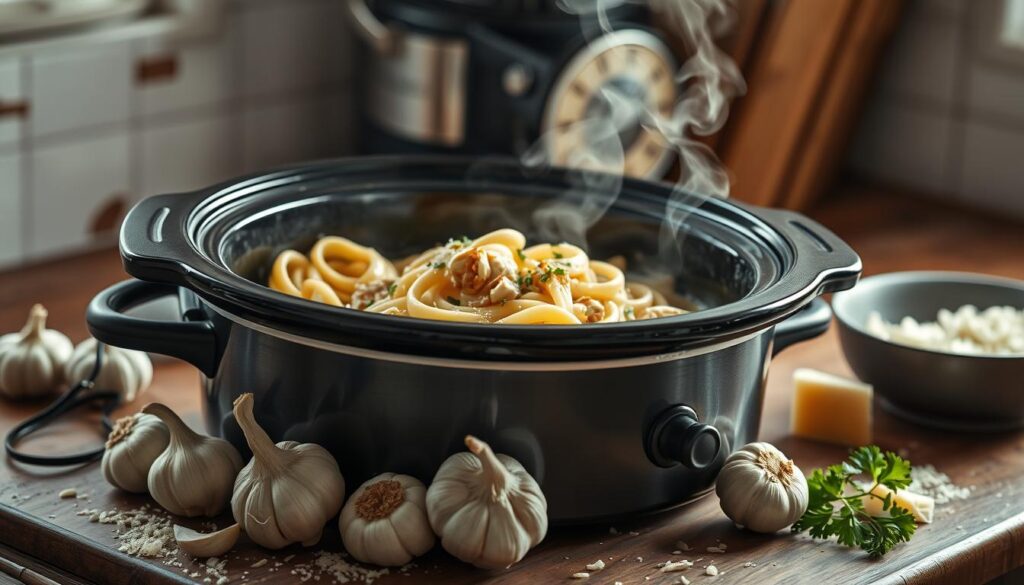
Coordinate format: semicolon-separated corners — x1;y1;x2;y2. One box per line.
791;446;917;558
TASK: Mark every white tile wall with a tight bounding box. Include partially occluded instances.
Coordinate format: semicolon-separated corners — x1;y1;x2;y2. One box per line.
238;0;349;100
0;151;22;267
873;13;961;107
847;0;1024;218
0;59;24;148
140;112;239;195
959;120;1024;215
241;98;324;172
847;99;955;196
29;130;131;257
30;42;132;138
967;63;1024;125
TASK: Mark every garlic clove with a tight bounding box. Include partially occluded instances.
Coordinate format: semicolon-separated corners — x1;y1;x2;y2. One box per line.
102;412;169;493
173;523;241;558
231;393;345;550
715;441;809;533
339;472;435;567
66;338;152;404
142;402;243;517
0;304;73;400
426;435;547;570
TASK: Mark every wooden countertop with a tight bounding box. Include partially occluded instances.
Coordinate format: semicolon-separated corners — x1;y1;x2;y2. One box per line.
0;185;1022;585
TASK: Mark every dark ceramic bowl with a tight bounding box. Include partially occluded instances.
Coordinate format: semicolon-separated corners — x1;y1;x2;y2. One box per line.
832;271;1024;431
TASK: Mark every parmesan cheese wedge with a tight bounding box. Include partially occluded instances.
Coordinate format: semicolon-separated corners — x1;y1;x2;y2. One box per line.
791;368;873;446
861;484;934;524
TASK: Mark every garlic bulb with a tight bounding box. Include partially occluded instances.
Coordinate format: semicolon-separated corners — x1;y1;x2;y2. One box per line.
65;338;152;403
102;413;169;493
339;473;435;566
715;442;809;533
174;523;241;558
143;402;242;517
231;393;345;549
426;435;547;569
0;304;73;400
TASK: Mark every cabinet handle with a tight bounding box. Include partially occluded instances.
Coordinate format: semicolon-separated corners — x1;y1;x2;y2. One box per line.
136;54;179;84
0;99;29;119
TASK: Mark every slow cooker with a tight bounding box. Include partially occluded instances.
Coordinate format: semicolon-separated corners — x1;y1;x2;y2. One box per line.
86;157;861;522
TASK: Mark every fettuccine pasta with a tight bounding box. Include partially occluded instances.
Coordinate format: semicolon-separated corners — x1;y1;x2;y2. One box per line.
267;229;686;324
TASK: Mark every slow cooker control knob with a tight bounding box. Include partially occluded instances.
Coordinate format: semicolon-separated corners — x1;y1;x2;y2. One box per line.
646;406;723;470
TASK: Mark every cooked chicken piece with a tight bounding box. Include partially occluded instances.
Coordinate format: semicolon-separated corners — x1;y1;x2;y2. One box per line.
449;247;519;300
489;276;520;305
572;297;605;323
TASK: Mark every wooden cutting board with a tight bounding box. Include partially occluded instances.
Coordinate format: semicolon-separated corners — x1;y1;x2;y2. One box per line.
0;186;1022;584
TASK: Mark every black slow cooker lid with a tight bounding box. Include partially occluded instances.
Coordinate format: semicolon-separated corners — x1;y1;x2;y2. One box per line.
119;156;860;361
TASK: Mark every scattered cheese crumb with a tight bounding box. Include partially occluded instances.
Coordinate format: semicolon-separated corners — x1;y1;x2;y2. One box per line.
911;464;971;504
585;560;605;572
251;559;268;568
58;488;77;499
636;556;643;562
743;561;757;568
571;572;590;579
661;560;693;573
671;550;682;555
705;565;719;576
679;577;691;585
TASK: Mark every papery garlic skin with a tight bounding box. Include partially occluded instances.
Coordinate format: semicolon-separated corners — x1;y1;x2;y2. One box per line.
340;473;435;566
102;413;169;493
426;435;547;569
143;403;242;517
66;338;152;403
0;305;73;400
174;523;241;558
231;393;345;550
715;442;808;533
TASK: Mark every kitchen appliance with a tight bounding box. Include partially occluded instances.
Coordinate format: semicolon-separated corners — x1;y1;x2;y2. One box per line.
833;271;1024;432
347;0;681;179
86;156;861;522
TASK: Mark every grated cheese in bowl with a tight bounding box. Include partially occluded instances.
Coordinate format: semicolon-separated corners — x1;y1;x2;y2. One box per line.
866;305;1024;356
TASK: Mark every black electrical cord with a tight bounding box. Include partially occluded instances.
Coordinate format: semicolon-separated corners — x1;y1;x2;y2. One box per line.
5;342;122;466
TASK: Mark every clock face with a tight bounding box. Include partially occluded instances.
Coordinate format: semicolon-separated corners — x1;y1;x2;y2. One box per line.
542;29;678;179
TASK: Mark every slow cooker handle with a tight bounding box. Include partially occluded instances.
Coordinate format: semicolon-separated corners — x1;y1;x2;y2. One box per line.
87;280;220;377
772;298;832;356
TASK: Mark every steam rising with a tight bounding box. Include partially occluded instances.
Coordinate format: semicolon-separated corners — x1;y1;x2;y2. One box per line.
529;0;746;252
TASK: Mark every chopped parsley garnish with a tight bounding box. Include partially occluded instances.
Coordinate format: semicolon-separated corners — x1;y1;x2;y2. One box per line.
553;267;565;276
446;296;461;306
430;261;446;270
553;251;564;259
516;248;526;261
792;446;916;558
387;283;397;297
624;306;635;317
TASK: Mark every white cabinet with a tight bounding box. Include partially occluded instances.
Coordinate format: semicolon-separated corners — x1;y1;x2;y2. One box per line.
0;151;22;268
239;0;348;99
140;112;238;196
135;31;238;118
30;43;132;138
0;59;25;149
29;131;131;258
